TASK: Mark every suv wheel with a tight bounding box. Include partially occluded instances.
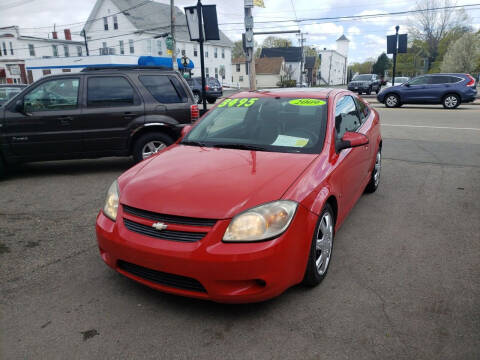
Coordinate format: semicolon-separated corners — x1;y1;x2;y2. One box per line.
385;94;400;108
133;132;174;162
443;94;460;109
193;92;201;104
207;97;216;104
366;86;372;95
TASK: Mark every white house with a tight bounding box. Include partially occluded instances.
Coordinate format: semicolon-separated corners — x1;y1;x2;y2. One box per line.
83;0;233;84
260;47;302;84
318;35;349;85
0;26;85;84
231;56;285;89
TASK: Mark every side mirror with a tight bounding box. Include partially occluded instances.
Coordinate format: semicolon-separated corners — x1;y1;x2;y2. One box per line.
14;98;30;116
181;125;192;138
404;83;410;87
336;132;369;152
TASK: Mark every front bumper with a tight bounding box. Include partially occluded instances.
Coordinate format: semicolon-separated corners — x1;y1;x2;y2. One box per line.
348;84;371;92
96;204;317;303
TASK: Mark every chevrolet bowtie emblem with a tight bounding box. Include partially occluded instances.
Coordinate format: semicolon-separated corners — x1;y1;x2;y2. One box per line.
152;222;168;230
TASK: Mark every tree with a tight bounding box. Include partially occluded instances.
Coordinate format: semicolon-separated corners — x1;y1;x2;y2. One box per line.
262;36;292;48
408;0;469;70
232;40;245;59
440;32;480;73
372;53;392;76
349;59;375;75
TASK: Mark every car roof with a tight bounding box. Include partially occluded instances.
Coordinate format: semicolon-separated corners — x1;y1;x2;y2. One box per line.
231;87;340;99
0;84;27;87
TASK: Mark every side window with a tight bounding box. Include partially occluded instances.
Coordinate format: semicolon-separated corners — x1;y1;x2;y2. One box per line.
138;75;185;104
87;76;136;107
24;78;79;112
354;97;369;123
431;76;448;85
408;76;429;85
334;96;361;139
447;76;462;84
169;76;189;102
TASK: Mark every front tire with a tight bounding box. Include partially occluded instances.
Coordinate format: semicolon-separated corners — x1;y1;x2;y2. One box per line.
366;86;372;95
303;204;335;286
385;94;400;108
442;94;460;109
132;132;174;163
365;148;381;193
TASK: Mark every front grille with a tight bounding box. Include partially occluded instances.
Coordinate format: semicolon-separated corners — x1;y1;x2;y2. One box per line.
123;205;217;227
118;260;206;293
123;218;206;242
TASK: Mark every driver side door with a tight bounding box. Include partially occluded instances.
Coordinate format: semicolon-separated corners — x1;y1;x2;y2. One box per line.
4;77;83;160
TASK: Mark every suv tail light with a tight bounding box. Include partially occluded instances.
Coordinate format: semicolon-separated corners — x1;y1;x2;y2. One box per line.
205;85;210;91
190;104;199;121
465;74;476;87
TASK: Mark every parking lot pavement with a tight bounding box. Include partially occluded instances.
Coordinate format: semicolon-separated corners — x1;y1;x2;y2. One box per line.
1;106;479;359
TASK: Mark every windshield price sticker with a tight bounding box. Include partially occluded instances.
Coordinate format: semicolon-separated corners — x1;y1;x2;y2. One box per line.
289;99;326;106
217;98;259;108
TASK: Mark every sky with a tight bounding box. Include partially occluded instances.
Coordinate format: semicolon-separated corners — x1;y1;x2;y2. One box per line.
1;0;479;64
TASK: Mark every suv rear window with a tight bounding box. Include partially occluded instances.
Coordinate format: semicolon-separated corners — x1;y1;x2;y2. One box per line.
87;76;136;107
139;75;188;103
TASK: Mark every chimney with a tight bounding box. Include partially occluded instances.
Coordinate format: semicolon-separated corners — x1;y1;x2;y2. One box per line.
64;29;71;41
52;31;58;39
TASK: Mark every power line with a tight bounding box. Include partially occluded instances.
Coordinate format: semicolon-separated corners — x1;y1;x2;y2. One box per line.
217;3;480;25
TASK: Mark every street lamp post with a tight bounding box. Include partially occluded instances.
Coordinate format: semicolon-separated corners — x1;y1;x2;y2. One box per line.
392;25;399;87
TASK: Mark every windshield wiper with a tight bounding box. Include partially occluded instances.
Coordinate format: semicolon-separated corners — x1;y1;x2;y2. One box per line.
212;143;267;151
180;140;210;147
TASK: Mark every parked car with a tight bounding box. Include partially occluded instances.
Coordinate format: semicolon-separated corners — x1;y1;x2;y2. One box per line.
384;76;409;88
377;73;477;109
96;88;382;303
186;76;223;104
0;67;197;176
348;74;382;95
0;84;27;107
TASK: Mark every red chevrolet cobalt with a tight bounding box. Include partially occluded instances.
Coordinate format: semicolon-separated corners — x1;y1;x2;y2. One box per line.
96;88;382;303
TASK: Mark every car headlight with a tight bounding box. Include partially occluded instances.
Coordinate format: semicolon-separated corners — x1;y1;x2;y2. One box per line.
223;201;298;242
103;180;120;221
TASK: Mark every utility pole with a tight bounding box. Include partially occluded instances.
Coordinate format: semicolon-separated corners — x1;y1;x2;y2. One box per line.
244;1;256;90
171;0;178;70
298;33;306;86
82;30;89;56
392;25;399;86
196;0;207;111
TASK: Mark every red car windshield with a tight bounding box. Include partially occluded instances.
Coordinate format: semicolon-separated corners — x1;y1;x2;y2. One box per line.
182;97;328;154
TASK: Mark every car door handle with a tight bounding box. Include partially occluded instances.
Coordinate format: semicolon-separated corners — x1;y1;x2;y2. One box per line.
58;116;73;125
155;105;167;112
123;112;136;119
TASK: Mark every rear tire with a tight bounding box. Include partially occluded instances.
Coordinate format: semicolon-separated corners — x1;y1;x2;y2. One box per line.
132;132;174;163
303;203;335;286
207;97;216;104
385;94;400;108
442;93;460;109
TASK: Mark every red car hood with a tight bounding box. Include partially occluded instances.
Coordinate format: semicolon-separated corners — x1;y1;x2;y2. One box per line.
120;145;317;219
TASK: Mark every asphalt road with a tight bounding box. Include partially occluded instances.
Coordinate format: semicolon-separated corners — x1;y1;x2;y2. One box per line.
1;105;479;359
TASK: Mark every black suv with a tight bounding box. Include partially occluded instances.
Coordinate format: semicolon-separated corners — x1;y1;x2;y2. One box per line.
186;77;223;104
348;74;382;95
0;67;196;175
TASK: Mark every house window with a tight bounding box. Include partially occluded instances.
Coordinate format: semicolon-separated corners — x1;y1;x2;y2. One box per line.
28;44;35;56
222;48;225;59
42;69;51;75
113;15;118;30
119;40;124;55
9;42;13;55
62;69;71;72
215;67;218;79
103;17;108;30
193;46;197;57
156;39;163;55
205;48;208;57
236;64;240;72
205;67;209;77
2;42;6;55
52;45;58;57
76;46;82;56
245;63;249;75
214;47;218;58
239;76;244;82
129;39;134;54
64;45;69;57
